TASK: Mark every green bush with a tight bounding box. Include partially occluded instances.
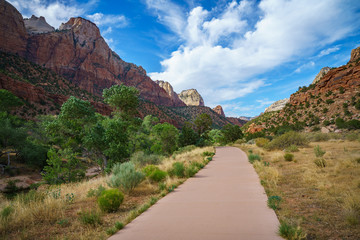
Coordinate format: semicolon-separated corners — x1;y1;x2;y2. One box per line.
130;151;161;167
268;196;282;210
266;131;308;150
248;153;261;163
255;138;270;147
278;221;306;240
1;205;13;220
108;162;145;193
202;151;215;157
284;153;294;162
314;158;327;168
285;145;299;152
142;165;159;177
314;145;326;157
78;210;102;226
115;221;124;230
149;169;167;182
98;189;124;213
169;162;185;178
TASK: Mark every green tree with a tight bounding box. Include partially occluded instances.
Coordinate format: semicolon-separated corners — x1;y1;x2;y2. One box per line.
194;113;212;136
151;122;179;155
179;122;199;147
103;84;139;116
208;129;224;144
0;89;23;113
221;124;243;143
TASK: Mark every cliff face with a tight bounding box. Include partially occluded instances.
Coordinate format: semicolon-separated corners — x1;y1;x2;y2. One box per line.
178;89;205;106
212;105;225;117
24;15;55;34
264;98;289;113
0;0;181;107
155;80;185;106
312;67;331;84
226;117;247;127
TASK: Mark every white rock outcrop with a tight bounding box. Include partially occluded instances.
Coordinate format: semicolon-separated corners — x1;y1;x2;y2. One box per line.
264;98;289;113
24;15;55;34
312;67;330;84
178;89;205;106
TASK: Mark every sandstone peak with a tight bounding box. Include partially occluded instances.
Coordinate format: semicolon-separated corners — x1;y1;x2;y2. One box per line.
212;105;225;117
24;15;55;34
155;80;185;106
178;89;205;106
59;17;101;44
312;67;331;85
264;98;289;113
349;46;360;63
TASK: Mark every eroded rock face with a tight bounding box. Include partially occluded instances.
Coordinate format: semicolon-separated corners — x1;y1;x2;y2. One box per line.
264;98;289;113
0;1;182;107
349;46;360;63
0;0;27;56
226;117;247;127
178;89;205;106
155;80;185;106
312;67;331;85
212;105;225;117
24;15;55;34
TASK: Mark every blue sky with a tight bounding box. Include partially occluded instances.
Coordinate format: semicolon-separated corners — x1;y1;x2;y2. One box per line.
9;0;360;117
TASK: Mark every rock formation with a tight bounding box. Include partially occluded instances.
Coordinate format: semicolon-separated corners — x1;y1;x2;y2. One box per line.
155;80;185;106
0;0;182;107
178;89;205;106
349;46;360;63
212;105;225;117
264;98;289;113
312;67;331;84
226;117;247;127
24;15;55;34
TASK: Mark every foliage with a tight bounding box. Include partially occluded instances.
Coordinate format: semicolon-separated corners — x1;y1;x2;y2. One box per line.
314;158;327;168
202;151;215;157
87;185;106;197
169;162;185;178
0;89;23;112
268;196;282;210
278;221;306;240
130;151;161;167
255;138;270;148
179;122;199;147
284;153;294;162
108;162;144;193
194;113;212;136
208;129;223;144
78;210;102;226
285;145;299;152
221;124;243;144
151;122;179;155
248;153;261;163
42;148;85;184
103;84;139;115
0;206;13;220
314;145;326;157
98;189;124;213
266;131;308;150
148;169;168;182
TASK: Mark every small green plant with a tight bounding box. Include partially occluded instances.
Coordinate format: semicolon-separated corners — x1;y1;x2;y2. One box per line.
149;169;168;182
314;145;326;157
106;227;117;235
202;151;215;157
98;189;124;213
158;182;166;191
78;210;102;226
108;162;145;193
49;188;61;199
57;218;70;227
278;221;306;240
284;153;294;162
169;162;185;178
87;185;106;197
115;221;124;230
248;153;261;163
167;184;177;192
185;164;198;178
65;193;75;203
268;196;282;210
314;158;327;168
285;145;299;152
1;205;13;220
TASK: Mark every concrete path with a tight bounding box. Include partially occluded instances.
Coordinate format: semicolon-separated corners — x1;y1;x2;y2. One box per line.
109;147;282;240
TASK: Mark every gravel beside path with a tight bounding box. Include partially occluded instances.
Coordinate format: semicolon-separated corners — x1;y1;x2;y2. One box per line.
109;146;282;240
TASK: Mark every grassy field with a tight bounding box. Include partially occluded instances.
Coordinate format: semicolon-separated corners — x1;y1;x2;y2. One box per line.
0;146;214;239
235;135;360;239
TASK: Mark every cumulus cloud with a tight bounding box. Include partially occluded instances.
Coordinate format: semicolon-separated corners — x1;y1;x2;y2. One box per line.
148;0;360;107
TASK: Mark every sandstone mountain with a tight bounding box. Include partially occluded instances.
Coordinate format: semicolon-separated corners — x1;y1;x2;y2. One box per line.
212;105;225;117
155;80;185;106
243;46;360;133
312;67;331;84
264;98;289;113
178;89;205;106
226;117;248;127
24;15;55;34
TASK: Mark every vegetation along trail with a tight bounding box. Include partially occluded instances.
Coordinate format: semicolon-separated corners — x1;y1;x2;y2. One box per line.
109;147;281;240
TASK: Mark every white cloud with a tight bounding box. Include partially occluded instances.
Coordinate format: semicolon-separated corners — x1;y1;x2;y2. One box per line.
317;45;341;58
295;61;315;73
148;0;360;106
86;13;127;28
8;0;98;28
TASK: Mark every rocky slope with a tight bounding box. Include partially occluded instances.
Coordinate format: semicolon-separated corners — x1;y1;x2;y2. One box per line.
0;0;180;107
178;89;205;106
226;117;248;127
243;46;360;133
264;98;289;113
312;67;331;84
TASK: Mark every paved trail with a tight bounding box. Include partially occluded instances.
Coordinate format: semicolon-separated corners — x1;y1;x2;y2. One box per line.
109;147;282;240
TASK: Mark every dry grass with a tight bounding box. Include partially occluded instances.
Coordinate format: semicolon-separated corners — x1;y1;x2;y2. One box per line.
0;146;214;239
236;139;360;239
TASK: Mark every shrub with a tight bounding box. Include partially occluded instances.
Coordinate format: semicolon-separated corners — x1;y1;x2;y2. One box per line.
115;221;124;230
142;165;159;177
0;206;13;220
78;210;102;226
202;151;215;157
314;145;326;157
248;153;261;163
268;196;282;210
326;99;334;104
314;158;327;168
108;162;145;193
169;162;185;178
148;169;167;182
87;185;106;197
284;153;294;162
266;131;308;150
278;221;306;240
255;138;270;148
98;189;124;213
130;151;161;167
285;145;299;152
